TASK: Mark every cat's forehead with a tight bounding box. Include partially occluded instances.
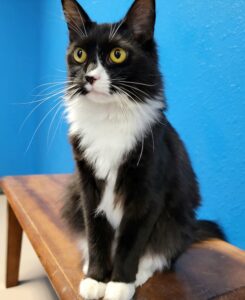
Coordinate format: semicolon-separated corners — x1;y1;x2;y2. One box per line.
69;23;133;49
90;23;112;38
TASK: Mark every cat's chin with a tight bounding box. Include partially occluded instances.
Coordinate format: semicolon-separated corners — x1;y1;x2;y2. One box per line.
87;90;109;97
85;91;117;104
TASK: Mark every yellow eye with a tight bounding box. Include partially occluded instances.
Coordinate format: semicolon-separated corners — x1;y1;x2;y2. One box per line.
73;48;87;63
110;48;127;64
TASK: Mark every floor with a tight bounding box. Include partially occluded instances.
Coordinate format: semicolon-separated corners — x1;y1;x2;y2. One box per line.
0;195;58;300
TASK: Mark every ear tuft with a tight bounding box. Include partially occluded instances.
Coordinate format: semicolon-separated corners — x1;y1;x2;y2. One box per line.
61;0;92;39
125;0;156;42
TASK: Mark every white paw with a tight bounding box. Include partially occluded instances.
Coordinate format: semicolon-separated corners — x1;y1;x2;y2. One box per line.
79;278;106;299
135;270;152;287
104;282;135;300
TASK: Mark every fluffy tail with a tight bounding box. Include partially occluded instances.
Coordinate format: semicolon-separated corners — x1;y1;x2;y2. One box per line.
194;220;227;243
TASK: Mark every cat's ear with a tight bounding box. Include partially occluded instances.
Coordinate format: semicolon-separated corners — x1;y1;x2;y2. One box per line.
124;0;156;42
61;0;92;39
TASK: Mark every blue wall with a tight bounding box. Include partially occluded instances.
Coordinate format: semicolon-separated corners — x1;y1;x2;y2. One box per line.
0;0;42;175
0;1;244;248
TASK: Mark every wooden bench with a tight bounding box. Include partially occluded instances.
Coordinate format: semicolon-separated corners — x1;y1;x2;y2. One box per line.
1;175;245;300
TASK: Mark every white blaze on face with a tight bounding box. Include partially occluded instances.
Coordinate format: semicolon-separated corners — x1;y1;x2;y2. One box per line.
85;59;111;101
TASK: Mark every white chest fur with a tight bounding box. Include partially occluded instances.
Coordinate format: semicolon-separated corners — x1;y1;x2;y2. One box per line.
66;94;162;179
65;93;163;228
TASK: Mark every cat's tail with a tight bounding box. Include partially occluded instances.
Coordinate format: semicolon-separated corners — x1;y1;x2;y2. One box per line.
194;220;227;243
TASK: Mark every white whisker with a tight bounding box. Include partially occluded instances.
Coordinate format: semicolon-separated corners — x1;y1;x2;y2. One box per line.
68;16;85;38
19;90;69;132
137;133;144;166
111;79;156;87
109;22;118;40
15;83;75;105
49;109;66;147
19;98;58;132
25;100;62;152
55;68;67;73
109;23;113;39
117;82;151;98
110;19;125;40
47;103;64;146
112;84;156;154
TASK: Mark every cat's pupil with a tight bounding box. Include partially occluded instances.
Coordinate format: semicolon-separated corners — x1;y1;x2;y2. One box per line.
114;49;121;59
77;50;83;58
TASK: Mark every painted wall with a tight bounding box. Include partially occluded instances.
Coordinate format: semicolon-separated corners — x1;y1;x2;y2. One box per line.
0;0;244;248
0;0;42;175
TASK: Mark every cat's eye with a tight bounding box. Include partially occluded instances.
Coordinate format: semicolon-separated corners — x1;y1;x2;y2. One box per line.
110;48;127;64
73;48;87;63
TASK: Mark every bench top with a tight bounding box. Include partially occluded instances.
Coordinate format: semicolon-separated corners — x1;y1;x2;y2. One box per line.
1;175;245;300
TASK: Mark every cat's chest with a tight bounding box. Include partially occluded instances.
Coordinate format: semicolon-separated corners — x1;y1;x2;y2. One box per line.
80;121;135;179
67;98;140;179
66;95;162;179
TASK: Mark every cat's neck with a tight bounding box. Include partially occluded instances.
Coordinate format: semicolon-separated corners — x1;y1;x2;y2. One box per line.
65;93;164;179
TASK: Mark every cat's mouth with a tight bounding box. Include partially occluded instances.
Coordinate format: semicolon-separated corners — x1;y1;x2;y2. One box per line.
84;83;110;97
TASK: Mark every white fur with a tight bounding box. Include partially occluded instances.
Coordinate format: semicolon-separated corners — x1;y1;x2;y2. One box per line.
66;94;163;179
96;169;123;229
85;60;111;98
79;278;106;299
104;282;135;300
135;253;168;287
77;236;89;275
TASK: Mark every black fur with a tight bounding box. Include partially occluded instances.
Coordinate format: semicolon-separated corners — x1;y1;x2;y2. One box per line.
61;0;226;287
62;0;163;102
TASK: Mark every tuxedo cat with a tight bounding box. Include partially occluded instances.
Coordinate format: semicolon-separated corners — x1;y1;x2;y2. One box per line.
61;0;226;299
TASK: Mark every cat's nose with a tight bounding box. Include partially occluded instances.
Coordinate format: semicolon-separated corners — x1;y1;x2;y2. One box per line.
85;75;98;85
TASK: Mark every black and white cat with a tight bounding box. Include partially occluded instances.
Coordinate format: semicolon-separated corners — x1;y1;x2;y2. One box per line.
61;0;226;299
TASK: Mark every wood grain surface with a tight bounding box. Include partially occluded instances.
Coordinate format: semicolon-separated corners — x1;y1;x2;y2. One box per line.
6;203;23;288
1;175;245;300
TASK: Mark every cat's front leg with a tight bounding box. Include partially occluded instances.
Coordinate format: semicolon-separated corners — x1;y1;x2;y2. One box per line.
77;235;107;299
79;213;114;299
71;151;114;299
104;204;160;300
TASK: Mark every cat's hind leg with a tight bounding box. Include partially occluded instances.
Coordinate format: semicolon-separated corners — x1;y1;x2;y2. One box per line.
103;253;168;300
135;252;169;287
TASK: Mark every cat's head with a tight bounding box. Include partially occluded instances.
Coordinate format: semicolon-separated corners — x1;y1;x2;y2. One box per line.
62;0;164;105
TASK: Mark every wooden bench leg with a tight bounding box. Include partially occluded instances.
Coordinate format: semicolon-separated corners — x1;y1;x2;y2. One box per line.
6;203;23;288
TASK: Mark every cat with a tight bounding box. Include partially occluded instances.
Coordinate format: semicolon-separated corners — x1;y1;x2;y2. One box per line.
61;0;226;299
